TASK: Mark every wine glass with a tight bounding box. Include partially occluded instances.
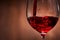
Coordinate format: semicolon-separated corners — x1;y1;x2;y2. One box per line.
26;0;59;39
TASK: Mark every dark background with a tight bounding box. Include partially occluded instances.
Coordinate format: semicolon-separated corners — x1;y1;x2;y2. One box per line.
0;0;60;40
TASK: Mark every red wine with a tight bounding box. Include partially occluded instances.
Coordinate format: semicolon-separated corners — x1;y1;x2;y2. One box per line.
33;0;37;16
27;16;58;36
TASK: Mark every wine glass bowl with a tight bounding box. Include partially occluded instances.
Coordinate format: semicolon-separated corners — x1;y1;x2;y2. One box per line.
26;0;59;39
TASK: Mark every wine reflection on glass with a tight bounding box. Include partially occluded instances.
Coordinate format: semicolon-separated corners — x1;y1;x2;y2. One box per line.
26;0;59;39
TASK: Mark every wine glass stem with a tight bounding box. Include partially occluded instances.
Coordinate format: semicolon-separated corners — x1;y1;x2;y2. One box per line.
41;36;45;40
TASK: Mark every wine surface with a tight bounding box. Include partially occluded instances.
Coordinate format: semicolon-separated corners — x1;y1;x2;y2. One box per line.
28;16;58;36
